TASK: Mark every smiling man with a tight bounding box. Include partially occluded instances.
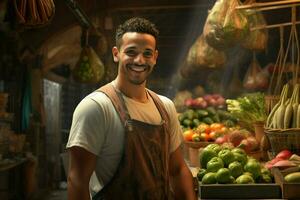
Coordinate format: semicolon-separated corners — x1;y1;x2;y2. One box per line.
67;17;196;200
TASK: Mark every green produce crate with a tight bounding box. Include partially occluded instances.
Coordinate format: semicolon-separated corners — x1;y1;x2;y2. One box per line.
272;167;300;199
198;183;281;199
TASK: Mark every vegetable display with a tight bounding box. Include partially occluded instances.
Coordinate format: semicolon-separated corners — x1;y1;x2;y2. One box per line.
266;84;300;129
226;92;267;130
197;144;273;184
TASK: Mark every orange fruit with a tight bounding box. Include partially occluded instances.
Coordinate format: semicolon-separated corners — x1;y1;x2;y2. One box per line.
210;123;224;131
183;129;194;141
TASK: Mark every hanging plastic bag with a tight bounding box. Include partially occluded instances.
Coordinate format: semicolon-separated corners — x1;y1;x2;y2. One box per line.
203;0;248;50
186;34;226;68
242;9;268;51
243;53;269;90
72;46;105;84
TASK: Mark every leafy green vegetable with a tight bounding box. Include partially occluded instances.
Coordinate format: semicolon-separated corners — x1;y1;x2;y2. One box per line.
226;92;267;130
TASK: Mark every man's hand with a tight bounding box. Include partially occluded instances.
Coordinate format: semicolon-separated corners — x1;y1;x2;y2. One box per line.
169;146;197;200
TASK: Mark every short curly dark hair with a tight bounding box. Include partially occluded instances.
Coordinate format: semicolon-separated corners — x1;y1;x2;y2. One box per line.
115;17;159;48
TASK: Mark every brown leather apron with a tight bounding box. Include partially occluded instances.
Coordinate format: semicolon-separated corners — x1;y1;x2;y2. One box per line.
93;83;174;200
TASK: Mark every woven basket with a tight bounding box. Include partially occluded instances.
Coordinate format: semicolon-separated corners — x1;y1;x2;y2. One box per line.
265;128;300;156
264;95;280;114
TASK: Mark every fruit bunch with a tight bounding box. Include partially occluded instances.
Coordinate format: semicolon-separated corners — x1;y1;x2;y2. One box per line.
74;55;94;82
73;47;105;84
197;144;273;184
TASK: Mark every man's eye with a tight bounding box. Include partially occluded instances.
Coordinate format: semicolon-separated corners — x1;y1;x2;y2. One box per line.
144;52;153;58
125;50;137;56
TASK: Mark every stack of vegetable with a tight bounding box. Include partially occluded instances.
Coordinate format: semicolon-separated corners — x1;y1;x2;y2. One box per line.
265;150;300;183
215;129;259;153
183;123;230;143
179;107;237;130
197;144;273;184
226;92;267;131
265;149;298;170
266;84;300;129
184;94;226;109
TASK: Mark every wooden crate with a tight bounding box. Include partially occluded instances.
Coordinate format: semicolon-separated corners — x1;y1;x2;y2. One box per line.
184;141;212;167
272;167;300;199
198;183;281;199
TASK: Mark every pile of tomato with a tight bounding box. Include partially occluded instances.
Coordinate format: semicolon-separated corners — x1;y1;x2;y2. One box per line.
183;123;229;142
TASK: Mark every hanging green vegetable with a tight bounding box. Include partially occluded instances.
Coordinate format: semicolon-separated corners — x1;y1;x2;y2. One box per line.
72;46;105;84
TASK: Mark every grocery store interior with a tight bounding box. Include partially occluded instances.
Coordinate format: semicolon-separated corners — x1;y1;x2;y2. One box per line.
1;0;300;199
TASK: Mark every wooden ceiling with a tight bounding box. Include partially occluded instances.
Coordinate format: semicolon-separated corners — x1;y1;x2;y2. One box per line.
19;0;300;95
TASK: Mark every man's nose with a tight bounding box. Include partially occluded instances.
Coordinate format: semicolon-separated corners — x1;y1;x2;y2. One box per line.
134;54;146;64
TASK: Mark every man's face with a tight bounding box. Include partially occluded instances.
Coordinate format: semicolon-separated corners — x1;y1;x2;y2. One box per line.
112;32;158;85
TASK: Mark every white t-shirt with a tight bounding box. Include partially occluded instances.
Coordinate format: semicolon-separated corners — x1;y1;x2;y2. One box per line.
66;90;183;193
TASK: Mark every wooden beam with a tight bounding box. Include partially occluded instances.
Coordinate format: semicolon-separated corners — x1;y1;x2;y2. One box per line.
236;0;300;10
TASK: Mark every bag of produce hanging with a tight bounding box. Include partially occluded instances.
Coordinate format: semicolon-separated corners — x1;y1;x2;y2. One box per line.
186;34;226;68
242;9;268;51
72;46;105;84
203;0;248;50
243;53;268;90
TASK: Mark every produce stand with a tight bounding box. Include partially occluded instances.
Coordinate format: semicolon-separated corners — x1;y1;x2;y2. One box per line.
198;183;281;199
272;167;300;199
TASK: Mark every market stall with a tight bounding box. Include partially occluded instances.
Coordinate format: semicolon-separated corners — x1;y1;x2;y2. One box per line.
1;0;300;199
177;0;300;199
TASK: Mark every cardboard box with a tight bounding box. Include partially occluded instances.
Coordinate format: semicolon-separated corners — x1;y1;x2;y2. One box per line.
272;167;300;199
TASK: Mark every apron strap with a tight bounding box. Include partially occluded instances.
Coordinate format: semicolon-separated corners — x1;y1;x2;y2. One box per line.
97;83;130;125
147;89;170;128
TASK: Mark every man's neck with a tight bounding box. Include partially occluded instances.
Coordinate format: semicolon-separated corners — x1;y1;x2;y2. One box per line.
113;79;149;103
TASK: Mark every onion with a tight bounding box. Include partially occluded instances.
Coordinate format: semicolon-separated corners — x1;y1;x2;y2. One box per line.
228;130;246;147
272;160;297;169
264;157;284;169
203;95;213;102
215;136;226;144
216;97;225;106
209;98;217;106
276;149;293;160
199;100;208;108
246;136;259;151
269;157;284;165
238;139;251;153
184;98;194;107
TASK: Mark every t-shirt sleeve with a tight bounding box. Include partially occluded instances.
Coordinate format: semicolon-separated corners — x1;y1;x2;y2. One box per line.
66;97;107;156
160;96;183;153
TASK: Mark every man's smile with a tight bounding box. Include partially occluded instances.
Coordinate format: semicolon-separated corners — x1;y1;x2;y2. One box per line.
127;65;148;73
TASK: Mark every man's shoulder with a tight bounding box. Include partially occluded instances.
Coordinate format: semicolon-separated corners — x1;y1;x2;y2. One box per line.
77;91;113;111
86;91;111;102
156;94;173;105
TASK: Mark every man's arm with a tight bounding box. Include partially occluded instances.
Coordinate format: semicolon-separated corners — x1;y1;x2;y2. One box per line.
169;146;197;200
68;146;97;200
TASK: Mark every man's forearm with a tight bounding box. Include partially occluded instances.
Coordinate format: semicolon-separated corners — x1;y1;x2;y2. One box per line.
171;166;197;200
68;175;91;200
